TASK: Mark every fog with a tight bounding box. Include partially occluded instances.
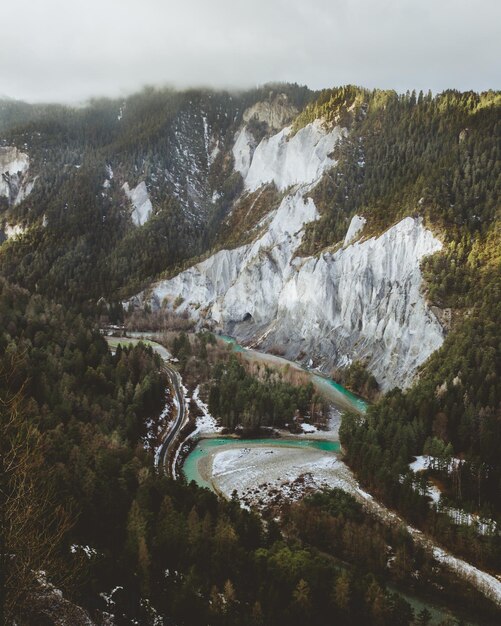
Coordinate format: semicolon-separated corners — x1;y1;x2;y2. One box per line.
1;0;499;103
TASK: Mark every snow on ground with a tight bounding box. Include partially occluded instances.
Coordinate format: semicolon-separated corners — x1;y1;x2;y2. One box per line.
208;446;357;507
408;455;496;534
361;493;501;606
432;546;501;607
100;586;124;609
200;442;501;606
191;385;221;436
300;423;318;434
409;455;463;473
409;455;431;472
427;484;442;504
70;544;99;559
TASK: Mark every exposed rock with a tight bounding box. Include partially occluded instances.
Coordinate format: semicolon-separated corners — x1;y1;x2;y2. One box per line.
430;305;453;331
234;120;346;192
343;214;366;246
134;121;444;391
3;222;27;240
0;146;32;205
144;190;317;317
242;93;298;131
122;181;153;226
269;217;444;390
134;210;443;390
232;127;256;179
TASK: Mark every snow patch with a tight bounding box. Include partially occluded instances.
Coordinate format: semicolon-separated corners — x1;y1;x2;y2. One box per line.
300;423;318;434
432;547;501;606
3;223;26;240
70;544;99;559
192;385;221;436
409;455;430;472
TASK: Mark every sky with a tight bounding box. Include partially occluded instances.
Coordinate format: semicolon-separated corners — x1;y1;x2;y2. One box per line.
1;0;500;103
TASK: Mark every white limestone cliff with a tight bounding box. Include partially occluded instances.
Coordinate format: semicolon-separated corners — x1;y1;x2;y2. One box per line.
122;181;153;226
134;120;444;390
233;120;346;192
136;210;443;389
343;214;366;246
270;217;443;389
232;127;256;179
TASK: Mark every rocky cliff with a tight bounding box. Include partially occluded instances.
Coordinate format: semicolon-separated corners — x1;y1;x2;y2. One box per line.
134;112;444;389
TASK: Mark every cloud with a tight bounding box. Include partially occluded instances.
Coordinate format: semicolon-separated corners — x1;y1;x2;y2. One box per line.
1;0;499;103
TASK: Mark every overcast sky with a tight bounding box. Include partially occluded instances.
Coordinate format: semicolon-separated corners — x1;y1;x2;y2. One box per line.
1;0;499;103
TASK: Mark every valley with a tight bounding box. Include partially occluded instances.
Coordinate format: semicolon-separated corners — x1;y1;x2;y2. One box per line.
106;331;501;617
0;83;499;625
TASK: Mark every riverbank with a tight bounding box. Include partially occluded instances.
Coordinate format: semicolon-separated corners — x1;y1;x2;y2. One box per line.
107;330;501;611
217;334;368;414
188;439;352;510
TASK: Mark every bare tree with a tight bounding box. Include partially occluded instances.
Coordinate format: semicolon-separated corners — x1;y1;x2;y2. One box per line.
0;354;75;624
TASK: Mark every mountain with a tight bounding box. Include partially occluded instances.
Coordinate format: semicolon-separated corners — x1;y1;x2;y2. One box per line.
0;84;500;624
0;85;312;301
2;86;498;388
132;117;443;390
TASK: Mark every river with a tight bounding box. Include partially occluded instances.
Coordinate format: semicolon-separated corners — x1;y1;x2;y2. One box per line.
107;331;491;622
218;334;368;413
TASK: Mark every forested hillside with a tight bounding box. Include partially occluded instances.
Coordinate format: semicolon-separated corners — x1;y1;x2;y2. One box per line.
0;278;167;621
0;85;313;306
0;84;499;623
316;90;501;571
3;279;493;624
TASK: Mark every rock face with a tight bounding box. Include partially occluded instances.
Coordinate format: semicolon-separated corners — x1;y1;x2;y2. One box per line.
147;190;317;320
122;181;153;225
242;94;298;131
232;127;256;179
343;214;366;246
269;217;443;390
135;119;444;390
233;120;346;192
0;146;32;205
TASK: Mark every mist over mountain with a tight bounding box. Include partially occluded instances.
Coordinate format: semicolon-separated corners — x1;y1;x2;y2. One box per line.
0;77;500;625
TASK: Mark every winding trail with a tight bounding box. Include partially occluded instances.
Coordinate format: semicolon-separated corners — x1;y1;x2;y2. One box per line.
105;336;187;476
156;364;188;474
